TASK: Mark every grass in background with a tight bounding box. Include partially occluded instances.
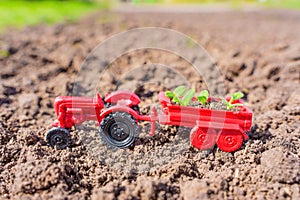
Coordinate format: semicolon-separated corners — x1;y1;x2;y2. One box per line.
0;0;109;32
1;0;299;32
260;0;300;9
132;0;300;9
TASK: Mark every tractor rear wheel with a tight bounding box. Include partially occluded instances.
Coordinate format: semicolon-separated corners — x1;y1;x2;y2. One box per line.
46;128;70;149
99;112;139;148
216;130;243;152
190;127;217;150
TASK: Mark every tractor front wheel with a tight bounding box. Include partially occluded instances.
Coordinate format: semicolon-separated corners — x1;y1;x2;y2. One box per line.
46;128;71;149
99;112;139;148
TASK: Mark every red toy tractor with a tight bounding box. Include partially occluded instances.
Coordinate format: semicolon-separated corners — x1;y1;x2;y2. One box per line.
46;90;252;152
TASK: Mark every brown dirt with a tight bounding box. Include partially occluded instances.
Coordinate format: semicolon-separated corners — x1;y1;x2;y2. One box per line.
0;9;300;199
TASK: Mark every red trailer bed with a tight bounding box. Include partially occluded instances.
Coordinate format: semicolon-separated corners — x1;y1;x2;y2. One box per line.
157;92;253;152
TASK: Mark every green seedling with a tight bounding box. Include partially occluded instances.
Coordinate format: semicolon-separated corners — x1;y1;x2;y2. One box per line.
220;92;244;110
181;88;195;106
165;86;195;106
165;85;186;102
230;92;244;103
197;90;209;106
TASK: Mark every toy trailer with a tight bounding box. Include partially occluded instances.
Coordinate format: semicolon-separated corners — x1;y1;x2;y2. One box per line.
157;92;253;152
46;90;252;152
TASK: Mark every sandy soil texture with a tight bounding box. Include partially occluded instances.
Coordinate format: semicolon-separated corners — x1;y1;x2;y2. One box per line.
0;9;299;199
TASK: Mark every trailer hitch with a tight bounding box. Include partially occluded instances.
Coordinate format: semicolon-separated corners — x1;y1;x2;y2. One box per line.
149;106;158;137
138;106;158;137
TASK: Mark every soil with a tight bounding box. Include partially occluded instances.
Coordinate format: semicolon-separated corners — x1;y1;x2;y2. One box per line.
173;99;229;110
1;9;300;199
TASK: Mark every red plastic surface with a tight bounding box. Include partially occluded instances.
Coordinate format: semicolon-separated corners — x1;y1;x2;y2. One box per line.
98;105;140;123
105;90;141;106
216;130;244;152
158;92;252;130
53;95;104;128
190;127;217;150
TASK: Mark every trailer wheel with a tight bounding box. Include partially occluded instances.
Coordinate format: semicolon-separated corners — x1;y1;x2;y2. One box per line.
216;130;243;152
46;128;70;149
190;127;217;150
99;112;139;148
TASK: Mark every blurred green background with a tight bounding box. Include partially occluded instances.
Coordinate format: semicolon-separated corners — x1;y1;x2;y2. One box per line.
133;0;300;8
0;0;109;32
0;0;299;32
136;0;300;7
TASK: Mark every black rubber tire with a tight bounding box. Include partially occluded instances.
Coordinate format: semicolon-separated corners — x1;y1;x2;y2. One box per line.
46;128;70;149
99;112;139;148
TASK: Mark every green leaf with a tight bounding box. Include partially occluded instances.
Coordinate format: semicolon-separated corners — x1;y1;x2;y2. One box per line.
173;96;180;103
231;92;244;100
220;96;231;109
181;89;195;106
197;96;207;105
165;91;174;99
220;96;228;105
231;103;243;107
197;90;209;105
199;90;209;98
173;86;186;97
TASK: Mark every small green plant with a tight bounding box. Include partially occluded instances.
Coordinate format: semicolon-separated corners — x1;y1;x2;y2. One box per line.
197;90;209;106
0;50;9;58
220;92;244;110
165;86;195;106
